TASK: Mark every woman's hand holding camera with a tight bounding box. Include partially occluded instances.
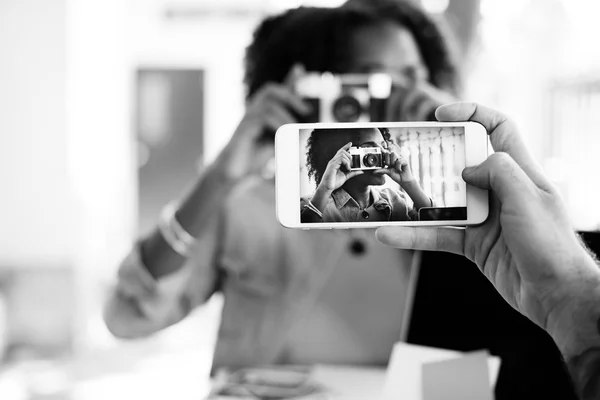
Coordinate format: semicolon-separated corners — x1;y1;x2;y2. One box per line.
164;65;311;242
387;74;457;121
309;143;364;214
217;64;311;181
375;142;431;211
374;143;414;185
318;143;365;192
400;81;457;121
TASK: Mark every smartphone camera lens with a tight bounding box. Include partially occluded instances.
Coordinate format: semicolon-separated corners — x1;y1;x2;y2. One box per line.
349;239;366;255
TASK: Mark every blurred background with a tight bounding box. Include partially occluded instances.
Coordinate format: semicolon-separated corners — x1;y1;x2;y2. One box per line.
0;0;599;398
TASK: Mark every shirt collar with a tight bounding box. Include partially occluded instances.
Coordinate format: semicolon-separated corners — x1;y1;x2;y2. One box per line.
371;186;383;204
332;187;387;210
331;188;354;209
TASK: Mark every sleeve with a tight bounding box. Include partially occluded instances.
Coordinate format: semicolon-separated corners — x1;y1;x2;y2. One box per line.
103;206;224;339
407;196;434;221
300;197;323;223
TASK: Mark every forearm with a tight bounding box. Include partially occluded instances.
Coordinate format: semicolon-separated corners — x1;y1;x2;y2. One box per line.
547;256;600;399
567;347;600;400
103;290;160;339
142;158;238;279
401;180;431;210
104;283;195;339
309;185;333;213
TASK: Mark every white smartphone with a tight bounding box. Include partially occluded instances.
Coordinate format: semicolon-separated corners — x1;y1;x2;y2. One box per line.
275;121;489;229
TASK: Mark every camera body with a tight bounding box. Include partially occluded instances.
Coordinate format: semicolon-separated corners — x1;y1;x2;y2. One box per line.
295;72;392;123
349;147;383;170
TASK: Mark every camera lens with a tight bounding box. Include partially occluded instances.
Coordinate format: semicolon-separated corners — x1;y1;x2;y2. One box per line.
332;95;363;122
363;153;380;168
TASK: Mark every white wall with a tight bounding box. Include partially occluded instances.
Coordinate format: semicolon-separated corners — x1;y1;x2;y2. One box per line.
0;0;72;267
66;0;136;347
0;0;136;349
128;1;262;164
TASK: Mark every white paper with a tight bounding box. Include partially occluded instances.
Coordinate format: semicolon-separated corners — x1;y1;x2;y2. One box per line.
380;342;501;400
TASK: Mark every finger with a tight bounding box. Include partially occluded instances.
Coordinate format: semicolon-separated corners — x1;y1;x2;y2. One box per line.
263;84;311;115
329;153;344;167
264;105;296;131
284;63;306;88
264;114;284;132
346;170;364;179
435;102;550;189
341;152;352;165
394;159;403;172
462;152;537;203
382;151;390;167
387;141;401;152
396;155;407;168
405;90;438;121
372;168;390;175
376;226;465;255
269;103;296;125
334;143;353;161
342;158;352;172
340;142;353;152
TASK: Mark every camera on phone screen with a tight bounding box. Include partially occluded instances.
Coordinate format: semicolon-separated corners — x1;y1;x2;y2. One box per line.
295;72;392;123
349;147;384;170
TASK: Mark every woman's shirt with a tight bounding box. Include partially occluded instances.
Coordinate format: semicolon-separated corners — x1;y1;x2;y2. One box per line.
303;187;417;222
105;175;419;373
282;229;415;366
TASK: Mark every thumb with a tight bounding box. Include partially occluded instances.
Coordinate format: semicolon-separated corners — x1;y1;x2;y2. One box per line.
462;152;534;202
346;170;364;180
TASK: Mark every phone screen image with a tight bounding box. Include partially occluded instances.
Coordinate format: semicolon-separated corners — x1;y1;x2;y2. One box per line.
299;126;467;223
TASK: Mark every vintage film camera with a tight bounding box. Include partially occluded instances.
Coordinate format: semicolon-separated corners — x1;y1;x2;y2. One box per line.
349;146;384;171
295;72;392;123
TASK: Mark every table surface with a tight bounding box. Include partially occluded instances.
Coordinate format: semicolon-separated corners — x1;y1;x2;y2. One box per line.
0;348;387;400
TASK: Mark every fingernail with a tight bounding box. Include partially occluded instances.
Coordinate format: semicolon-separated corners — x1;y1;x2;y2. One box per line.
462;166;476;176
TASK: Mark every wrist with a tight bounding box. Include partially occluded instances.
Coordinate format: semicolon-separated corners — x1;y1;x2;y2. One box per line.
399;178;416;187
159;202;197;257
315;184;334;197
545;255;600;358
311;185;334;212
215;137;255;182
175;162;240;237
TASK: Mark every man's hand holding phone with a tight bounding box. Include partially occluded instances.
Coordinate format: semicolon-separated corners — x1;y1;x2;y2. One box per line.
376;102;600;363
276;120;488;227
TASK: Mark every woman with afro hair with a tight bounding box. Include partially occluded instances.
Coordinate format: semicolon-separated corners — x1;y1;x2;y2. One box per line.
106;0;459;372
302;126;432;222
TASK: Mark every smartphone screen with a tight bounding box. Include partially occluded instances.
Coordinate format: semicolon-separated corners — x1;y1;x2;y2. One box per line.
299;125;467;223
275;121;488;228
